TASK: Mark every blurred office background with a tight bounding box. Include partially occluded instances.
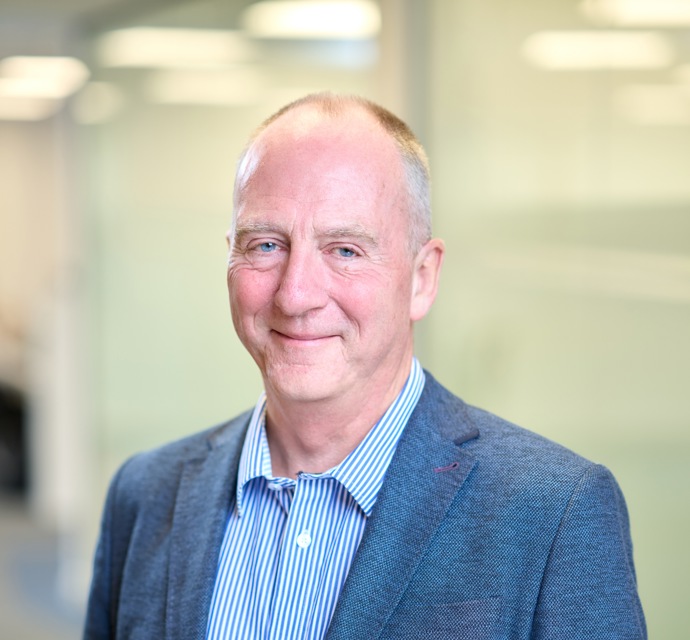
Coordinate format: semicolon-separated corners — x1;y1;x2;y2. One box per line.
1;0;688;637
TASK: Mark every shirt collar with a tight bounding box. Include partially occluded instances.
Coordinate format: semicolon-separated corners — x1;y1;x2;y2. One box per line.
235;396;268;516
235;359;426;517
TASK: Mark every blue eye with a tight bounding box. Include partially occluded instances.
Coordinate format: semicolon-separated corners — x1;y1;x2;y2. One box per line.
337;247;356;258
258;242;278;253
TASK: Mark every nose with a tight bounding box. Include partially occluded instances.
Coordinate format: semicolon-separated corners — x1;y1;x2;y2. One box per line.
273;246;328;316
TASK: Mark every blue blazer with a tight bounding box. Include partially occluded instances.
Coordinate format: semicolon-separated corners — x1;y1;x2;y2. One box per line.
84;373;646;639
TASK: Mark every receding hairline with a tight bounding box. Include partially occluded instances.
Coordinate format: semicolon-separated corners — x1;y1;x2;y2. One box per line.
242;92;428;173
233;92;433;253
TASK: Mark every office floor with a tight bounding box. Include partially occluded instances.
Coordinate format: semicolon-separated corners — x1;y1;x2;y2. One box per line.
0;494;83;640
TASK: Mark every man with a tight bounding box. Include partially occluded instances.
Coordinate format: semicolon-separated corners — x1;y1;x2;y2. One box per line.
84;93;646;639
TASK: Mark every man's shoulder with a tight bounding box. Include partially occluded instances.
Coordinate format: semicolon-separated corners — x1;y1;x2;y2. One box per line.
420;372;596;483
109;409;252;508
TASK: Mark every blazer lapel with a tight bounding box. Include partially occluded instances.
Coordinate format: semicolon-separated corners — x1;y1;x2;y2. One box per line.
326;375;479;640
165;416;249;640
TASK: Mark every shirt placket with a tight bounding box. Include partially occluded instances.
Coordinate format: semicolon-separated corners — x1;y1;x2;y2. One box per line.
267;475;328;640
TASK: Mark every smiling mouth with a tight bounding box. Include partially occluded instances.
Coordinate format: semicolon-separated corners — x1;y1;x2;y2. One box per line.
272;330;336;343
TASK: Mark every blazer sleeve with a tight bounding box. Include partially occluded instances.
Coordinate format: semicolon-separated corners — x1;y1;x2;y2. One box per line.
83;460;134;640
531;464;646;640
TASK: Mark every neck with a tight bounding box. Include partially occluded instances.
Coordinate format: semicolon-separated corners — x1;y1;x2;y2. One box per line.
264;362;412;479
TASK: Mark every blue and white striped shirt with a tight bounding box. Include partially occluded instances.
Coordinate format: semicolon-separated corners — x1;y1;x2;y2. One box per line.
205;359;425;640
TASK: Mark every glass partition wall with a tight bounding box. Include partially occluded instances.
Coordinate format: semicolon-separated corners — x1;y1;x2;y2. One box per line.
425;2;690;638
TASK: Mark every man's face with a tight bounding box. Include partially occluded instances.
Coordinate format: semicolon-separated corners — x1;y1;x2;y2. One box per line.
227;109;421;406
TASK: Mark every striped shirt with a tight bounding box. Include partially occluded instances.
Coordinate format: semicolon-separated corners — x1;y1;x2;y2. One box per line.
205;359;425;640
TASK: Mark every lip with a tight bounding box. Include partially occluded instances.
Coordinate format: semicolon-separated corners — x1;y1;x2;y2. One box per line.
272;330;336;343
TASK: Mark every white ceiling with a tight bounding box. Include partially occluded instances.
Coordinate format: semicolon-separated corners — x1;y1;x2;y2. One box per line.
0;0;250;56
0;0;190;56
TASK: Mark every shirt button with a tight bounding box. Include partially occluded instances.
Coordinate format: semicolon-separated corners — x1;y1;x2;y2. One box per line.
296;531;312;549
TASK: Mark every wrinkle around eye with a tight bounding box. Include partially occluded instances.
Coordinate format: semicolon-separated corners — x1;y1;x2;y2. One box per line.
228;242;283;272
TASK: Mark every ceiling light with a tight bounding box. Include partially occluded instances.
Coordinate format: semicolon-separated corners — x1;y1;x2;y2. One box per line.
0;96;62;121
242;0;380;39
0;56;89;98
580;0;690;26
522;31;674;70
97;28;256;68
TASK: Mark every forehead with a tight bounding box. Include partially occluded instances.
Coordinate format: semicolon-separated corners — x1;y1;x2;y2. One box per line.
237;107;405;208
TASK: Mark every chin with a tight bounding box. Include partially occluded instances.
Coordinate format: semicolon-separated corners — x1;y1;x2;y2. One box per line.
264;365;345;404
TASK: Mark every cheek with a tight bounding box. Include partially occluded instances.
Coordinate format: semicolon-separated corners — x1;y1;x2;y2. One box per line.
336;273;412;328
228;268;275;322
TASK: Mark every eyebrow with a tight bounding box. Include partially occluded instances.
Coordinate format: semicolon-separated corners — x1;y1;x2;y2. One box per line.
233;222;284;245
321;225;378;247
233;221;378;247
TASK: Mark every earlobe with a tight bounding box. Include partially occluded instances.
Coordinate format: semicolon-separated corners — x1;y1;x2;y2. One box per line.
410;238;445;322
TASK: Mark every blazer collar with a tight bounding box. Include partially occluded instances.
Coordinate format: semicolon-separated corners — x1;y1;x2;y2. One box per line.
326;373;479;640
165;412;251;640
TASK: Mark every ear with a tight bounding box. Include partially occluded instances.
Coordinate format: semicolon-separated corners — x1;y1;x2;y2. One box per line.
225;228;232;248
410;238;445;322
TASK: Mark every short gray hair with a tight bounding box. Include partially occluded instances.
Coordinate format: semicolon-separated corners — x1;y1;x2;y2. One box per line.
233;92;431;254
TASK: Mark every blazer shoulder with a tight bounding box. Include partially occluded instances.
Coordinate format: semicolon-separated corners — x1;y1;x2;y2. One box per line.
110;410;252;514
421;372;597;487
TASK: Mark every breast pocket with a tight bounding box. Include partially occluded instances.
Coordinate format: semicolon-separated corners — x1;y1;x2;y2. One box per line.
381;597;503;640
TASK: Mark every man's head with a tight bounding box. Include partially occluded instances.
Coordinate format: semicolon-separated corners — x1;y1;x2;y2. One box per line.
227;93;444;409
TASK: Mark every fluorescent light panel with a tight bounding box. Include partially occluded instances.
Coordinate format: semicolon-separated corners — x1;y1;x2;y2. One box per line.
97;28;256;68
242;0;380;39
0;56;89;98
580;0;690;26
0;96;62;120
522;31;674;69
0;56;89;120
